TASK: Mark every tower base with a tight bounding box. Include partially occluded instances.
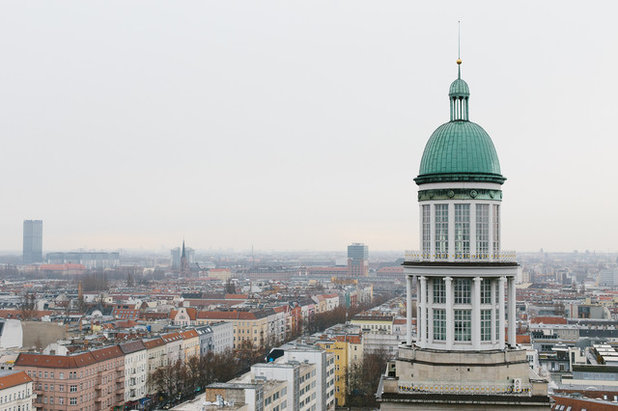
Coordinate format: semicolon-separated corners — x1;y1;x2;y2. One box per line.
377;345;550;410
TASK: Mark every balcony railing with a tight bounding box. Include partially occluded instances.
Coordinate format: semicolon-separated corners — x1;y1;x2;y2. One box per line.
404;250;517;263
398;380;531;395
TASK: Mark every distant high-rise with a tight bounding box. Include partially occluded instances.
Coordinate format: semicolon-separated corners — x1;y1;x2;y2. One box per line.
171;242;194;270
347;243;368;277
23;220;43;264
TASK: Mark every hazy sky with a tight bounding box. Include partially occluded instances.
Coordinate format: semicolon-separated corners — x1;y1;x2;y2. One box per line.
1;1;617;253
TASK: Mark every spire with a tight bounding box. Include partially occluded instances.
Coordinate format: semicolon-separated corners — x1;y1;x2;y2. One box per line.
449;20;469;121
181;240;186;258
457;20;462;79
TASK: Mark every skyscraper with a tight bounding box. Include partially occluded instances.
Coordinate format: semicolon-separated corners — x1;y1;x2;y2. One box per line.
22;220;43;264
347;243;368;277
378;58;549;408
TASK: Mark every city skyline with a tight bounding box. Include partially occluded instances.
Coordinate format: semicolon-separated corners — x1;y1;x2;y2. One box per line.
1;1;616;252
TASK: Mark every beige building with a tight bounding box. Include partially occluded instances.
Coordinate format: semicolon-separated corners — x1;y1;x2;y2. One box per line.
197;310;280;350
180;329;200;362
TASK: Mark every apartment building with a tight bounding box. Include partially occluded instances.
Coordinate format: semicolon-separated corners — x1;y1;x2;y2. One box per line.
119;341;147;404
316;336;361;407
0;371;35;411
180;329;200;362
272;344;336;411
15;346;125;411
161;332;184;365
143;337;166;375
197;310;280;350
209;322;234;354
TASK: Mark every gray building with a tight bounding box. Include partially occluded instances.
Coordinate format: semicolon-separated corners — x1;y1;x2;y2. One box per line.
46;252;119;269
22;220;43;264
347;243;368;277
170;246;195;269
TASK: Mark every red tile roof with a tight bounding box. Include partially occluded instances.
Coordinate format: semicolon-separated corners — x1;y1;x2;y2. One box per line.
531;316;567;325
143;338;165;349
0;371;32;389
181;329;199;339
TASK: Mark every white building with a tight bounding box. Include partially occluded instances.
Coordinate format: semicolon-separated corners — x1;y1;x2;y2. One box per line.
209;321;234;354
378;57;549;409
272;343;335;411
0;320;23;350
0;371;34;411
120;340;148;403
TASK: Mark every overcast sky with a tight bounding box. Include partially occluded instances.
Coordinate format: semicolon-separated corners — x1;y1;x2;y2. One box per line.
0;1;616;253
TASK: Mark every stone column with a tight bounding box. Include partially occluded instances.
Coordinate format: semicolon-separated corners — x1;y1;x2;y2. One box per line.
419;276;427;347
406;275;413;346
498;276;506;350
444;276;453;349
427;279;434;343
472;277;482;349
508;276;517;347
491;278;497;344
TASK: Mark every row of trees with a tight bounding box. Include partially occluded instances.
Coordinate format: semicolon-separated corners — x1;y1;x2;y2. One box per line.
346;349;391;407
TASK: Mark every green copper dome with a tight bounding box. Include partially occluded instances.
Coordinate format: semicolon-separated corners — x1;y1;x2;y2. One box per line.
449;78;469;97
415;68;506;185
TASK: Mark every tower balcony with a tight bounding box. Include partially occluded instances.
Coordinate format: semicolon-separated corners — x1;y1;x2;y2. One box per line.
404;250;516;263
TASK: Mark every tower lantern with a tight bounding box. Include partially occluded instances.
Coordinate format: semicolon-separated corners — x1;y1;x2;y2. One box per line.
378;55;549;409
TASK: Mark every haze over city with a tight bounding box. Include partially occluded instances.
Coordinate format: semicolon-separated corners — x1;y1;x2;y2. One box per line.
1;1;616;252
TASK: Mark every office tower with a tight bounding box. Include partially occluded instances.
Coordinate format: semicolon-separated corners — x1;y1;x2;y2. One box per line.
378;58;549;409
22;220;43;264
347;243;368;277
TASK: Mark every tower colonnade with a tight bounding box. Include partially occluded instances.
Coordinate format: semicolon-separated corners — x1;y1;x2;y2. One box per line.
405;273;516;351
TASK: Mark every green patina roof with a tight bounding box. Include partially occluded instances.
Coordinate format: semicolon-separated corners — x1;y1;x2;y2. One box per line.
449;78;469;97
415;70;506;185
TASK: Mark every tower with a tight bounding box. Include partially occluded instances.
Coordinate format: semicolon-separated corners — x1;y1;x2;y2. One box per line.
180;240;189;275
377;58;549;409
347;243;368;277
23;220;43;264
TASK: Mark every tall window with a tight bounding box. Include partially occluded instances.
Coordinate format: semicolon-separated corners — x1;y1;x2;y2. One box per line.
433;278;445;304
435;204;448;259
454;310;471;341
481;310;492;341
481;279;491;304
454;204;470;259
422;205;431;256
454;278;471;304
493;205;500;256
476;204;489;259
433;309;446;341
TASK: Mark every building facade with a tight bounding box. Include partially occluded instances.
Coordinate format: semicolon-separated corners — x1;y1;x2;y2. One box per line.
22;220;43;264
347;243;368;277
377;58;550;409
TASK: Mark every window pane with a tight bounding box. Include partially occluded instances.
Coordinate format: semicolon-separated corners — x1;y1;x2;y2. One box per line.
481;309;492;341
476;204;489;259
435;204;448;259
481;279;491;304
433;278;445;304
493;205;500;256
454;279;471;304
454;309;471;341
433;309;446;341
422;205;431;256
454;204;470;259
